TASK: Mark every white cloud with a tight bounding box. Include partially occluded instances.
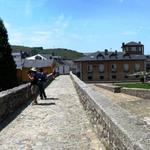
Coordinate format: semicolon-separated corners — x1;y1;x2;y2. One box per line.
121;31;137;35
7;14;71;48
3;21;11;29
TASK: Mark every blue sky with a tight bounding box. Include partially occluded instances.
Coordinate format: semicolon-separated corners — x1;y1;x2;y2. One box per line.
0;0;150;54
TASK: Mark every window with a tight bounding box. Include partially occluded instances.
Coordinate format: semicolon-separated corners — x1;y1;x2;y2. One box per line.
99;64;104;72
88;76;92;80
87;65;93;72
135;64;140;72
136;47;139;51
132;47;136;51
88;75;93;80
146;63;150;70
123;64;129;72
35;56;42;60
112;75;116;79
111;64;117;72
128;47;131;51
124;75;128;78
76;64;81;72
100;76;104;80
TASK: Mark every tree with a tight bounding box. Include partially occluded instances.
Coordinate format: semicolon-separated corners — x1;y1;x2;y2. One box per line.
0;18;17;91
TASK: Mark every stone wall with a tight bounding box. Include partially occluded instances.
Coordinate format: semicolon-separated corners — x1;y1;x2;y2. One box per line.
0;74;53;121
95;84;121;93
70;72;150;150
0;83;31;121
121;88;150;99
95;83;150;99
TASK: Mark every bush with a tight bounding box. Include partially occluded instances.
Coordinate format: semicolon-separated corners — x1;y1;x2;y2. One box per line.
140;76;144;83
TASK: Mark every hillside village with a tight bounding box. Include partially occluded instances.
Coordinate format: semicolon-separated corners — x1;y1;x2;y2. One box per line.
12;52;75;82
1;0;150;148
12;41;150;83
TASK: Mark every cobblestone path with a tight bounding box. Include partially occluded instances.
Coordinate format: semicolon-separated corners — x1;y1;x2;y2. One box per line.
0;75;105;150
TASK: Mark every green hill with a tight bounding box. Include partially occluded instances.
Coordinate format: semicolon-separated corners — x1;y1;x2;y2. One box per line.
44;48;84;59
11;45;84;59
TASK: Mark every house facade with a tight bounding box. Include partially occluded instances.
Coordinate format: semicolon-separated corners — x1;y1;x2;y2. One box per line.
75;41;147;82
12;53;55;82
55;60;74;75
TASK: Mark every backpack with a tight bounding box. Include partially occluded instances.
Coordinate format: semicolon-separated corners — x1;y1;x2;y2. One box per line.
41;73;47;81
38;72;47;82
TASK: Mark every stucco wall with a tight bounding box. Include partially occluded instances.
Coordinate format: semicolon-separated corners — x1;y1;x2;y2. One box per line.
70;72;150;150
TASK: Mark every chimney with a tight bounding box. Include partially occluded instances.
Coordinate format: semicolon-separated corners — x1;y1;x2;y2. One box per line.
105;49;108;55
122;42;125;47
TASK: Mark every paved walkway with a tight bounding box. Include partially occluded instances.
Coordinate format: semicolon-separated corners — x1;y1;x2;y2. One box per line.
0;75;105;150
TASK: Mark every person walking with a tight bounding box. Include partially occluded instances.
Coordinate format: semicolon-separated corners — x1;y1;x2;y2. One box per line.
38;68;47;100
28;67;39;105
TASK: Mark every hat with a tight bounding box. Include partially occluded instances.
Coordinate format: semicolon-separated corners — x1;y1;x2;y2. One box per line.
30;67;37;72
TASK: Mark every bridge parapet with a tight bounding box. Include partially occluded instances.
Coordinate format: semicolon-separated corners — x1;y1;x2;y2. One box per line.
0;74;53;121
70;72;150;150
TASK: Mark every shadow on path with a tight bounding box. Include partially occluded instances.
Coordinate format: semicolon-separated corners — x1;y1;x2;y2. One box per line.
45;97;59;100
37;102;56;106
0;100;32;131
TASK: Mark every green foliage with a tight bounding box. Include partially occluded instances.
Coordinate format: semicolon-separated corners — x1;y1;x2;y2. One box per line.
139;75;144;83
11;46;84;60
116;83;150;89
44;48;84;59
11;45;33;52
0;18;17;91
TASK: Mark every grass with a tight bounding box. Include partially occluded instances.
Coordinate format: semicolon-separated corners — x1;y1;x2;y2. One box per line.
115;83;150;89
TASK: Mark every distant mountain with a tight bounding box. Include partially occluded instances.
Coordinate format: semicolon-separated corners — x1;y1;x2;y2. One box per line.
84;52;92;56
44;48;84;59
11;45;84;59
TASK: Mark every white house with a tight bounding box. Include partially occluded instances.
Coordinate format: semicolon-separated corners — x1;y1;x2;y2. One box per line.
12;52;23;69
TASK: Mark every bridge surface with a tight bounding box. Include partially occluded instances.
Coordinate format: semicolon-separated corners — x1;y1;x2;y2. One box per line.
0;75;106;150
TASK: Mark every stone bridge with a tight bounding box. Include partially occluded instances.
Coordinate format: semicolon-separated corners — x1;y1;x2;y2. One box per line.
0;74;150;150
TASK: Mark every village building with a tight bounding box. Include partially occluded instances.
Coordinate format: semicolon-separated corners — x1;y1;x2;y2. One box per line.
75;41;148;82
12;53;55;82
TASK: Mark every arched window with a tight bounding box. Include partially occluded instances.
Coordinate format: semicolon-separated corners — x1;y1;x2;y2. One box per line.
111;64;117;72
99;64;104;72
123;64;129;72
97;53;104;59
109;52;117;59
35;56;42;60
135;64;140;72
87;65;93;72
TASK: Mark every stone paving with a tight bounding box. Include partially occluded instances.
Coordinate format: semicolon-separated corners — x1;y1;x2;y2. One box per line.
0;75;106;150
